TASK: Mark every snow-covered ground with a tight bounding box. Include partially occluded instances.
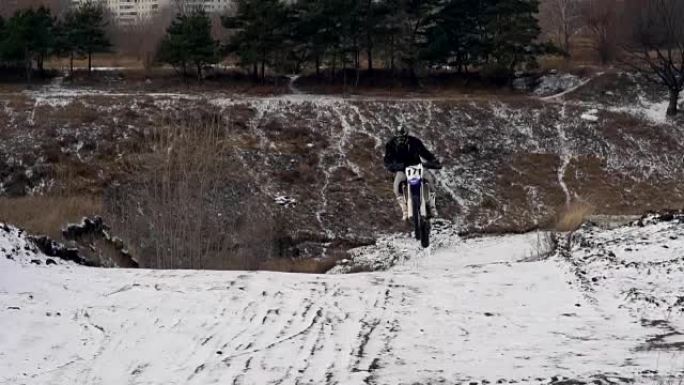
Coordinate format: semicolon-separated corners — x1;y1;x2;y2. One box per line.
2;217;683;385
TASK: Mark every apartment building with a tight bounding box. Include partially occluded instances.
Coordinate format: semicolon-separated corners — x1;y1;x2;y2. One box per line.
71;0;231;24
180;0;232;13
70;0;168;23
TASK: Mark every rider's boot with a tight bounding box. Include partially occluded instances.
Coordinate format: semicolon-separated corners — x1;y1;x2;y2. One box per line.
428;191;438;218
397;197;409;221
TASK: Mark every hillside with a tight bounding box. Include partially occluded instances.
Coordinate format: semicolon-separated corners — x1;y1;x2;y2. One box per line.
1;72;683;265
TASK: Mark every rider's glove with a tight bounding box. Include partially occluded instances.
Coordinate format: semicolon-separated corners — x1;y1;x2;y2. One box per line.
388;162;403;173
426;160;443;170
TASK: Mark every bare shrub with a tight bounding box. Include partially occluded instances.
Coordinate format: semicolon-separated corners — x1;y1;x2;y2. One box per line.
620;0;684;117
582;0;621;64
0;195;103;239
539;0;584;55
106;115;285;269
555;201;594;232
522;231;559;262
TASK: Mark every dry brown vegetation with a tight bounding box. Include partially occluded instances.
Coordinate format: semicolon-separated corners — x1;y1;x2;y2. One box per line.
105;116;293;270
554;201;594;232
0;195;103;239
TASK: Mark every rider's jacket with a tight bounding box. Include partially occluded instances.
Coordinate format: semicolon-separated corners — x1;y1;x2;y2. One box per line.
384;136;438;173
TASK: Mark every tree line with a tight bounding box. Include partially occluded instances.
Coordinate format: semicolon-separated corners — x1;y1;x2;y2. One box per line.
0;1;110;82
160;0;554;83
1;0;681;116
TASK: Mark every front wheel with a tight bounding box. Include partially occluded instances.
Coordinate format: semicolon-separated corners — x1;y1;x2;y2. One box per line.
420;219;430;248
412;191;421;240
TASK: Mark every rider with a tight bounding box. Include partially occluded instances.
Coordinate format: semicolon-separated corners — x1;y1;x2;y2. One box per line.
383;125;441;221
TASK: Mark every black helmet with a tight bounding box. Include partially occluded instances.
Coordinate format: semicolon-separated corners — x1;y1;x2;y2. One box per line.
395;125;408;143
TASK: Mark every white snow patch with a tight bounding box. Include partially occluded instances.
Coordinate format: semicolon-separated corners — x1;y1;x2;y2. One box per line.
0;223;66;266
609;94;683;125
274;195;297;208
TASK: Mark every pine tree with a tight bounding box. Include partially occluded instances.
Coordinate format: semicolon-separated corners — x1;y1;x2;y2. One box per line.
361;0;392;73
223;0;289;82
0;7;55;83
32;6;54;75
395;0;442;79
73;1;111;73
158;8;219;80
0;15;6;64
424;0;551;80
54;10;81;77
424;0;489;73
485;0;550;76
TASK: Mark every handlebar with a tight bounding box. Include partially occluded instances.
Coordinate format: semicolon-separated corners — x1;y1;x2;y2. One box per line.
387;161;443;172
422;161;443;170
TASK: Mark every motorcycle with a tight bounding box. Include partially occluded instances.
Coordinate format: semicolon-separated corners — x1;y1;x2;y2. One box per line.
402;162;440;248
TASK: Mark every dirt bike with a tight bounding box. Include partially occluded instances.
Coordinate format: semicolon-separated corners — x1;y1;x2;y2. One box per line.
402;163;439;248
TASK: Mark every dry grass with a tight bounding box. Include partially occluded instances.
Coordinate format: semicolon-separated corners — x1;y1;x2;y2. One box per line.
555;201;594;232
45;54;145;70
36;102;101;126
0;195;103;239
106;117;292;270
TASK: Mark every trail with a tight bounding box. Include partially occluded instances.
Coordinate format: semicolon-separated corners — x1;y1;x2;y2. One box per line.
556;105;573;205
2;220;683;385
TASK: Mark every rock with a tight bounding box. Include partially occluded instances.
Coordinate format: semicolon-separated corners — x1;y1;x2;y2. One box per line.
30;235;94;266
62;217;106;241
533;73;581;96
513;76;536;91
46;258;57;265
30;259;41;265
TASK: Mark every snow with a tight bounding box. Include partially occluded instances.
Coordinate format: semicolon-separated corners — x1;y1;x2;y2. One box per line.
2;219;684;384
580;108;599;122
609;94;683;125
0;223;65;266
274;195;297;208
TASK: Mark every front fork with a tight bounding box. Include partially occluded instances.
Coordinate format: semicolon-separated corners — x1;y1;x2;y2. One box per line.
405;182;428;219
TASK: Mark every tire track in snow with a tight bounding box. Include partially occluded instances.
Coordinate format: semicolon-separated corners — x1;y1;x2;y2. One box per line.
199;276;404;385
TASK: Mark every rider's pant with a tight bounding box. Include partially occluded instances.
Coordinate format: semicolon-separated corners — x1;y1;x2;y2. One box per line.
394;170;436;199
